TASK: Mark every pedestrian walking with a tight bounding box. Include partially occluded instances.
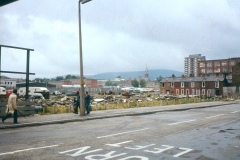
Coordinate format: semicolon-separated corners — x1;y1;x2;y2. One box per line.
74;91;80;114
72;97;76;113
2;89;18;123
85;91;91;114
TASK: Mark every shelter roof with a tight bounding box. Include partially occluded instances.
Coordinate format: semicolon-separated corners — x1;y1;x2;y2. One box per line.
0;0;18;7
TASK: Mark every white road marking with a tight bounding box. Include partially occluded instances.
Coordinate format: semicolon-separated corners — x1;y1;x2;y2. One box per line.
144;145;174;154
231;110;240;113
59;146;103;157
168;119;196;126
0;144;59;156
85;151;127;159
173;148;193;157
125;144;155;150
97;128;149;139
106;141;133;147
206;114;224;119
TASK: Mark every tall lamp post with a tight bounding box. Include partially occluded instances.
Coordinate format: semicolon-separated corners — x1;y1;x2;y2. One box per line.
79;0;92;116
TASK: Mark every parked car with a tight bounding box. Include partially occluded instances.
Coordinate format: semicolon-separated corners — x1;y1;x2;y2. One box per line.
66;91;78;96
52;91;62;95
20;93;45;100
0;87;6;95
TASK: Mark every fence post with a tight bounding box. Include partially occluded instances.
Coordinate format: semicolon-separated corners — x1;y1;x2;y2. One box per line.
137;100;139;108
107;103;109;110
53;105;56;114
161;100;162;106
96;103;98;111
152;101;154;106
68;105;71;113
117;102;119;109
128;100;130;108
145;100;147;107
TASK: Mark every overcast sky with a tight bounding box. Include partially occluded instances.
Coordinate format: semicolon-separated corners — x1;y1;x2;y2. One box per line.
0;0;240;79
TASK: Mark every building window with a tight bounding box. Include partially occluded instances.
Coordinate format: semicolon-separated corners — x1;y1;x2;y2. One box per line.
181;82;184;88
186;89;189;95
207;89;211;97
214;62;220;66
191;82;195;87
221;62;228;66
200;69;205;73
176;89;179;95
10;82;12;84
215;81;219;88
222;68;228;73
171;82;174;87
192;89;195;95
214;68;220;73
207;62;213;67
181;89;184;95
162;83;165;87
207;69;213;73
230;61;236;66
200;62;205;67
202;82;205;87
196;89;200;96
202;89;205;95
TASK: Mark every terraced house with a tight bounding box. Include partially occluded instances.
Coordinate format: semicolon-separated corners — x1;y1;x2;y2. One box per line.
160;77;229;97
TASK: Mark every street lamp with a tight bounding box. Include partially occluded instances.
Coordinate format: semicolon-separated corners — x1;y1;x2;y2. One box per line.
78;0;92;116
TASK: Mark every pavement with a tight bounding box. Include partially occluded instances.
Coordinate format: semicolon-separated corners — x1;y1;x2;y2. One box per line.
0;100;239;130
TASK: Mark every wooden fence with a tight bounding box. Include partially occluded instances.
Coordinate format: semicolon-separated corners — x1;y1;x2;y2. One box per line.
0;101;36;118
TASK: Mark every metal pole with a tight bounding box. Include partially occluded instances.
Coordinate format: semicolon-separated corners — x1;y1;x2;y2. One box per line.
26;50;30;100
79;0;85;116
0;46;1;87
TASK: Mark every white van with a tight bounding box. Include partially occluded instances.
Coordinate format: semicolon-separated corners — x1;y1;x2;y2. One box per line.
18;87;50;99
0;87;6;95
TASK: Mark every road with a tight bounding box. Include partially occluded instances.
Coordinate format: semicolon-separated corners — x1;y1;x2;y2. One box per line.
0;103;239;160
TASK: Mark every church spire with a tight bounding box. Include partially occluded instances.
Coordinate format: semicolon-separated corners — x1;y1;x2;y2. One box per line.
145;64;149;79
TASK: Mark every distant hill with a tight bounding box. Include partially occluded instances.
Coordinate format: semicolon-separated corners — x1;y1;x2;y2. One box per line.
84;69;183;80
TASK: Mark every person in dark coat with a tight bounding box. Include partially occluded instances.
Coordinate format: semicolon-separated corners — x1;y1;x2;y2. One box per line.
85;91;91;114
74;91;80;114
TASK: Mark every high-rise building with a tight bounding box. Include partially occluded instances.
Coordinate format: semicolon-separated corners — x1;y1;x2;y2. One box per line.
184;54;206;77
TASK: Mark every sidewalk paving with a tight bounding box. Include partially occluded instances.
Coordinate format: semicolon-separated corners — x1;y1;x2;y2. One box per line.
0;101;239;130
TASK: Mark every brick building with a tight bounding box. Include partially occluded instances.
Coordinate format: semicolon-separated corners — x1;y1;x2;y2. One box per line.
198;57;240;77
49;78;97;88
160;77;229;97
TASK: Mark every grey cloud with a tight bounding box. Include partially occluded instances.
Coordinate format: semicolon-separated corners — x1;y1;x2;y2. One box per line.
1;0;240;79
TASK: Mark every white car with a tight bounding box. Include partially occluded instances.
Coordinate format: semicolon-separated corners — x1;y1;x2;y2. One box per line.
53;91;62;95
